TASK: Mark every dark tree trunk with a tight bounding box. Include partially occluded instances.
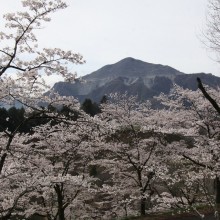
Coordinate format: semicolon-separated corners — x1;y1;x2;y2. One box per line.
215;177;220;204
140;197;146;216
197;78;220;115
54;184;65;220
0;153;7;174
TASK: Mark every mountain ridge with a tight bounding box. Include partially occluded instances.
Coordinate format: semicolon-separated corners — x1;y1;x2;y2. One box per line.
51;58;220;102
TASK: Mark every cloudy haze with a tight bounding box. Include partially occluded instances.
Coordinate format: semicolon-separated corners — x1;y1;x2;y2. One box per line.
1;0;220;85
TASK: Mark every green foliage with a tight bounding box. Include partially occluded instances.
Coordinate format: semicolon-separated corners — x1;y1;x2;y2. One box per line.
59;105;80;121
0;107;25;132
100;95;108;104
0;105;80;133
81;98;101;116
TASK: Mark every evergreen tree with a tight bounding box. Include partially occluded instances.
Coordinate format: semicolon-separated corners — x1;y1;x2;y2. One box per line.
81;98;101;116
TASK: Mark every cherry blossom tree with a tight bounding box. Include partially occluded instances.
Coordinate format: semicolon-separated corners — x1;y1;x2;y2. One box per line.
155;84;220;218
0;0;84;172
0;132;41;219
0;0;84;78
0;107;101;220
95;93;168;218
21;111;99;220
154;147;213;218
0;0;85;219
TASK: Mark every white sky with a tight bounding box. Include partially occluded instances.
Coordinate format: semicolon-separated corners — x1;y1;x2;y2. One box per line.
1;0;220;84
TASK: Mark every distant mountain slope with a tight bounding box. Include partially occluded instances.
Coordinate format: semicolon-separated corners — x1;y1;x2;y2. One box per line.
174;73;220;90
84;57;182;80
51;58;220;102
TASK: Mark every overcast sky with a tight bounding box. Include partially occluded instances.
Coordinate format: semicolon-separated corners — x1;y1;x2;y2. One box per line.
1;0;220;84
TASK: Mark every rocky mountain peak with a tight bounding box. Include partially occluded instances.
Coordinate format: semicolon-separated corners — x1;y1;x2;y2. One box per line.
51;58;220;102
84;57;182;81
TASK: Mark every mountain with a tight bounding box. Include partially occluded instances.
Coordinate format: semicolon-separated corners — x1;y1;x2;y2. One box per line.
51;57;220;102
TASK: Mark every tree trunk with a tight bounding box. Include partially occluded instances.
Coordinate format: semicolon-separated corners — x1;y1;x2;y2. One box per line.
0;153;7;174
140;197;146;216
54;184;65;220
215;177;220;204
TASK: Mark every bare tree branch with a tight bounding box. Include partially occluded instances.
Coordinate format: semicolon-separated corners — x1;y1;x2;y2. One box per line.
197;77;220;115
